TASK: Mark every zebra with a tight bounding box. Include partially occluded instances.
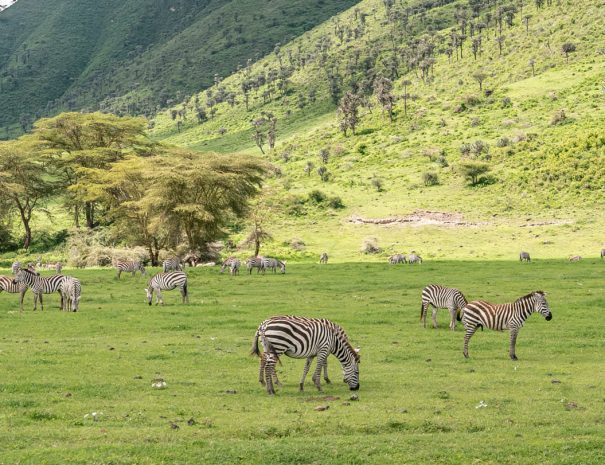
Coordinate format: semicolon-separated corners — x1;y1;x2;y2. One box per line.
0;276;28;304
519;251;531;262
462;290;552;360
407;253;423;264
220;257;239;274
389;254;407;264
601;249;605;259
569;255;582;262
246;256;265;274
144;271;188;306
319;253;329;264
229;258;241;275
115;260;146;279
261;257;286;274
60;276;81;312
421;284;468;330
11;261;21;274
251;316;360;394
258;351;282;395
162;257;182;272
12;269;65;311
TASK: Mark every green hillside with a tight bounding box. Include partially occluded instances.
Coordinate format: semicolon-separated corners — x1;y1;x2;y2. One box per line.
0;0;358;135
151;0;605;261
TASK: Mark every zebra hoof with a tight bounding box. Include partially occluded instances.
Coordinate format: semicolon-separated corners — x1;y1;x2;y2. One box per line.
463;352;469;359
324;378;332;384
510;355;518;361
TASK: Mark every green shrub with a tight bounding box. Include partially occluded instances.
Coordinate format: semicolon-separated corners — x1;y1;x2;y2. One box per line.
327;196;345;209
308;190;327;204
422;172;439;186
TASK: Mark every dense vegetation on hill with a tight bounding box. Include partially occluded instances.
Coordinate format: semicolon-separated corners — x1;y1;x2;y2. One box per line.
0;0;358;135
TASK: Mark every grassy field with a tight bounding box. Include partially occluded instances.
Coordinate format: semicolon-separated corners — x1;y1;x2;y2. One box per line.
1;261;603;464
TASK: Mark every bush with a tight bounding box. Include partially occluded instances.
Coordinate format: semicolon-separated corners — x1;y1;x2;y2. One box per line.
496;137;511;147
289;238;306;251
501;96;512;108
361;237;381;254
327;196;345;209
308;190;327;204
550;109;568;126
422;172;439;186
459;161;491;186
371;176;384;192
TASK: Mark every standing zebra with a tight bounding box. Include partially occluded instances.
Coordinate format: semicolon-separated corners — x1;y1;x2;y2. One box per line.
55;262;63;274
229;258;240;275
319;253;329;264
261;257;286;274
144;271;188;305
220;257;239;274
162;257;182;272
0;276;28;304
251;316;360;394
601;249;605;259
462;291;552;360
115;260;146;279
11;261;21;274
519;251;531;262
60;276;81;312
421;284;468;330
389;254;407;264
407;253;423;264
12;269;65;311
246;256;265;274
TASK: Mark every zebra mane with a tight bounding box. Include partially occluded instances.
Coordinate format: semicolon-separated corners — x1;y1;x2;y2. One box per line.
20;268;39;276
516;290;544;302
330;326;360;363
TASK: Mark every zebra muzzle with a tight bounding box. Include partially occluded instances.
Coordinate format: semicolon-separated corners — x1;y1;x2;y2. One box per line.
546;313;552;321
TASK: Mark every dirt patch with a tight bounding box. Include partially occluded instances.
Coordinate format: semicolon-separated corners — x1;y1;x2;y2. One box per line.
519;219;573;227
304;396;340;402
348;211;483;228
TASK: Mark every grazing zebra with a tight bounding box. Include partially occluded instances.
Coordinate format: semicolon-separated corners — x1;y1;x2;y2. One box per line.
60;276;81;312
251;316;360;393
258;351;282;395
261;257;286;274
519;251;531;262
11;261;21;274
246;256;265;274
12;269;65;311
569;255;582;262
407;253;423;264
421;284;468;330
319;253;329;264
144;271;188;306
462;290;552;360
162;257;182;272
115;260;146;279
229;258;241;275
220;257;239;274
389;254;407;264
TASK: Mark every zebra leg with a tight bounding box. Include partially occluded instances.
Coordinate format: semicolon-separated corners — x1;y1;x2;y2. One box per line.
432;306;439;329
259;356;266;385
39;293;44;312
509;329;519;361
420;301;428;328
323;361;331;384
463;325;478;358
19;289;26;313
312;351;330;391
299;357;314;391
117;270;121;279
449;306;457;331
156;288;163;305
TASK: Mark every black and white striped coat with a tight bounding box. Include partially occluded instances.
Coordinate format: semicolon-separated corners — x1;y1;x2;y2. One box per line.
389;254;407;264
0;275;28;300
11;261;21;274
115;260;146;279
261;257;286;274
258;351;281;395
220;257;240;275
421;284;468;330
519;251;531;262
319;253;329;264
60;276;81;312
246;256;265;274
407;253;422;264
162;257;182;272
12;269;65;311
144;271;188;305
462;290;552;360
251;316;360;394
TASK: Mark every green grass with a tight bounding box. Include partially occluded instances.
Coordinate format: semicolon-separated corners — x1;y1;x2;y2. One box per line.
1;261;604;463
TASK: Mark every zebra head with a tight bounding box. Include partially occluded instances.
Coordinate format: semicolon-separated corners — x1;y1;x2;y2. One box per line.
144;287;153;306
12;268;39;285
532;291;552;320
342;347;360;391
138;263;146;275
279;261;286;274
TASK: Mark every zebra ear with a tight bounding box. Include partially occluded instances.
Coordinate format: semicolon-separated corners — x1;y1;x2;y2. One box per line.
354;347;361;353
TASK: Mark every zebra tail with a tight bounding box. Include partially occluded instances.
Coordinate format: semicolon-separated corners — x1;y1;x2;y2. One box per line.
251;330;261;357
456;309;462;321
183;282;188;297
420;302;426;321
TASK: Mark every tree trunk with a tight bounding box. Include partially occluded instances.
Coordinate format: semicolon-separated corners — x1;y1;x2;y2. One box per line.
85;202;95;228
254;239;260;257
16;205;32;249
74;204;80;228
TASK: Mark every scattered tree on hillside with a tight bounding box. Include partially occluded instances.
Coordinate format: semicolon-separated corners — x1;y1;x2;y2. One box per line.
459;161;491;185
402;80;412;116
242;203;273;257
319;148;329;164
561;42;576;62
251;117;267;154
373;76;395;122
304;161;314;176
472;71;488;91
338;92;362;136
528;58;536;76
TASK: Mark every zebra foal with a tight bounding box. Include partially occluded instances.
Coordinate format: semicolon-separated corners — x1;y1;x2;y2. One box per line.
144;271;188;305
421;284;468;330
462;290;552;360
115;260;146;279
251;316;360;394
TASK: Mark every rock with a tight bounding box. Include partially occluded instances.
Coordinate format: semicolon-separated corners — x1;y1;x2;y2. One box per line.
349;394;359;401
187;418;196;426
170;422;180;430
551;379;561;384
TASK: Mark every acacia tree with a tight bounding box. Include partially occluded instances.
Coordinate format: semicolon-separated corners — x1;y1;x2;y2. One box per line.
0;139;55;249
338;92;362;136
561;42;576;62
373;76;395;122
472;71;488;90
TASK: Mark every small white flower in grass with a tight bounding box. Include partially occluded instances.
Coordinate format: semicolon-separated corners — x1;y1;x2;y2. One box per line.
475;400;487;409
84;411;103;421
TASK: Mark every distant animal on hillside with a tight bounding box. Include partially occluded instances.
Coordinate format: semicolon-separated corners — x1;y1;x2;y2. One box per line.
568;255;582;262
261;257;286;274
421;284;468;331
162;257;182;272
319;253;329;264
600;249;604;259
389;254;407;264
144;271;188;306
115;260;146;279
407;253;423;264
519;251;531;262
246;256;265;274
462;291;552;360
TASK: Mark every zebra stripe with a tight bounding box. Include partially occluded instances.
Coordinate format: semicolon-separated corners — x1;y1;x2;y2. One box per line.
388;254;406;264
162;257;182;272
11;261;21;274
0;275;28;296
258;351;282;395
421;284;468;330
145;271;188;306
60;276;81;312
13;269;65;311
220;257;240;275
601;249;605;259
319;253;329;264
251;316;360;393
246;256;265;274
115;260;146;279
519;251;531;262
407;253;422;264
462;290;552;360
260;257;286;274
